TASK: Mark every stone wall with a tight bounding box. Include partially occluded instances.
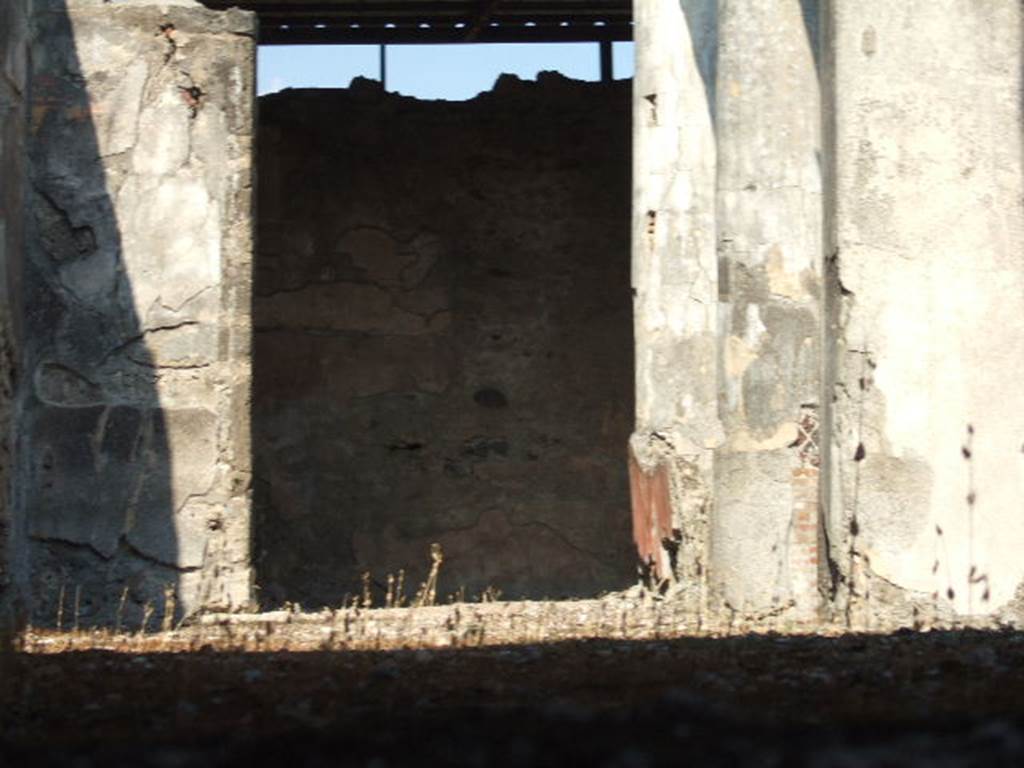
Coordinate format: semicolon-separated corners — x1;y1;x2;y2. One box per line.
17;0;255;625
9;0;1018;632
255;75;635;607
633;0;1024;628
825;1;1024;625
0;0;30;614
711;0;822;619
631;0;824;620
628;0;718;591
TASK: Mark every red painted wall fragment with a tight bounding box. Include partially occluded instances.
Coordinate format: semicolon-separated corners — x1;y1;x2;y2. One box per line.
629;450;673;578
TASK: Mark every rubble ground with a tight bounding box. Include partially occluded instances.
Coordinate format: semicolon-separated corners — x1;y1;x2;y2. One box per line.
3;600;1024;766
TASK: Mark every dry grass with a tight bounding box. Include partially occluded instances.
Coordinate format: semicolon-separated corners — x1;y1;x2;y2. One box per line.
13;591;1014;658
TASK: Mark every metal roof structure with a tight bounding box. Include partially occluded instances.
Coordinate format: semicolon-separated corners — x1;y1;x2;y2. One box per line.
202;0;633;45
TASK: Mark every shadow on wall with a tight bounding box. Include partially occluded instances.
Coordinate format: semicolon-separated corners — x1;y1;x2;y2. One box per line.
679;0;718;121
19;0;177;628
251;76;637;608
799;0;821;75
676;0;821;137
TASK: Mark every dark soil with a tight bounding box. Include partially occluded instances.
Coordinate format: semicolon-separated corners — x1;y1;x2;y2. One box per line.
4;626;1024;766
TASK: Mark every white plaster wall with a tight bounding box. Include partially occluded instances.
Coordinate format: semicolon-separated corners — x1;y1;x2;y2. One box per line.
711;0;823;616
629;0;721;586
830;0;1024;616
632;0;718;446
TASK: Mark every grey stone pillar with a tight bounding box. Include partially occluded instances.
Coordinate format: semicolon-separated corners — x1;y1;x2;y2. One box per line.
630;0;720;589
711;0;824;619
17;0;255;625
825;0;1024;625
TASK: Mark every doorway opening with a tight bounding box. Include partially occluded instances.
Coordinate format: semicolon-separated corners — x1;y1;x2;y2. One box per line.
245;6;637;609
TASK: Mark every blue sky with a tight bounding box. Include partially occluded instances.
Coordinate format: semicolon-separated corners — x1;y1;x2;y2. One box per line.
258;42;635;100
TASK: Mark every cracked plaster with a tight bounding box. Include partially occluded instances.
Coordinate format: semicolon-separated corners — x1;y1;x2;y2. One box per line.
3;0;255;624
2;0;1023;632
